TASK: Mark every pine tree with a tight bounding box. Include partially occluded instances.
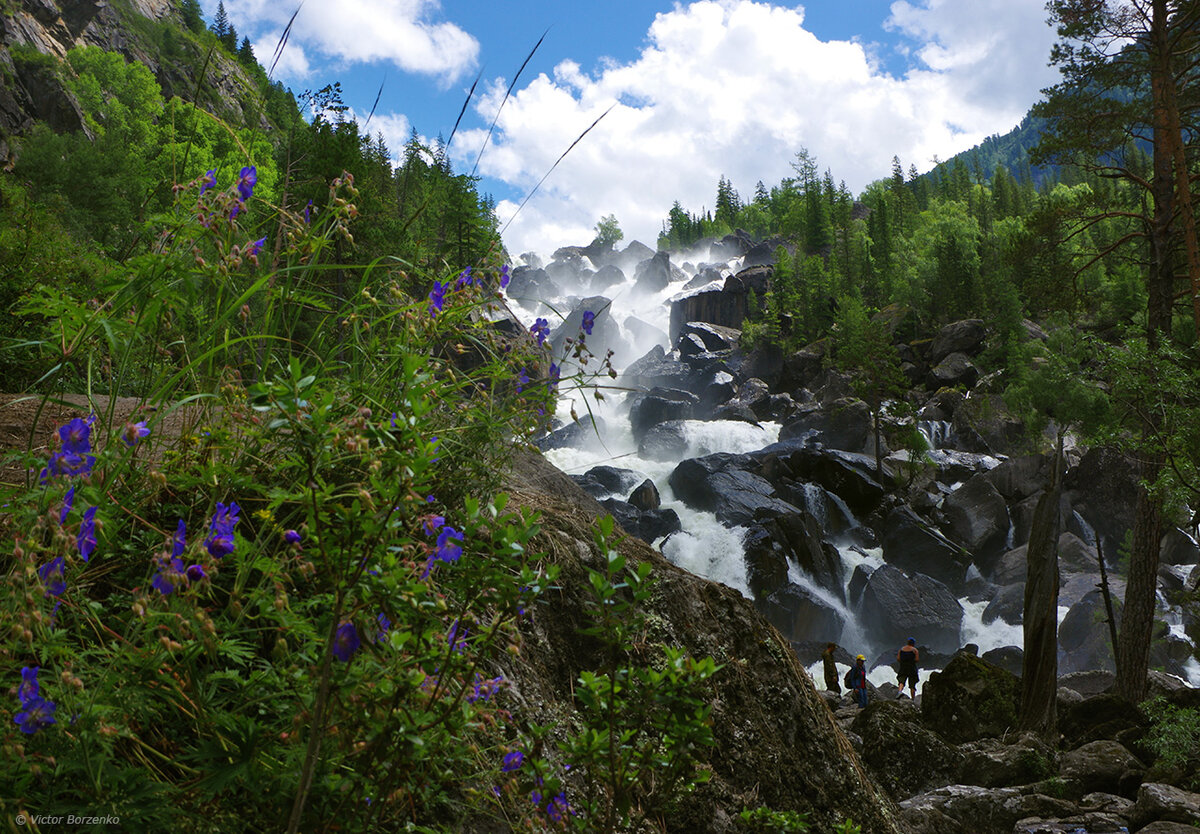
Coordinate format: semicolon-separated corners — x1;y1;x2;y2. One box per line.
212;1;229;39
180;0;204;33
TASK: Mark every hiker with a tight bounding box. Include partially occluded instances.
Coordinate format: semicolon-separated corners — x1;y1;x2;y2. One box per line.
848;654;868;708
821;642;840;694
896;637;920;699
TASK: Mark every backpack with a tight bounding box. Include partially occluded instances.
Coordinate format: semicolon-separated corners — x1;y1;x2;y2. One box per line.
843;667;855;689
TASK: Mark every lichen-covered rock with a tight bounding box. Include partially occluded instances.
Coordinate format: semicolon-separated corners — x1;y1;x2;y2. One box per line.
1129;783;1200;832
921;651;1020;744
850;699;964;798
1059;740;1145;797
956;734;1057;788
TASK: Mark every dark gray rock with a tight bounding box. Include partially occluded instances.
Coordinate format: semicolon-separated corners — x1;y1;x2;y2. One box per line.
667;454;798;526
984;454;1051;501
1060;694;1148;751
851;700;964;797
920;651;1020;743
881;506;973;592
620;345;694;390
758;583;846;644
859;564;964;654
778;397;872;453
760;441;887;515
980;645;1024;677
1059;591;1119;675
506;265;560;304
1161;527;1200;566
590;263;625;292
930;319;987;364
940;473;1011;569
1066;446;1139;560
638;419;691;462
629;388;699;441
929;352;981;390
534;415;606;452
571;465;641;498
633;250;676;294
1129;783;1200;831
627;478;661;511
956;733;1056;788
982;584;1025;626
1059;740;1145;796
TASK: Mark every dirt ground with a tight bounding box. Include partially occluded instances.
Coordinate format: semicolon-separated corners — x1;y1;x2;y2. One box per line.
0;393;200;488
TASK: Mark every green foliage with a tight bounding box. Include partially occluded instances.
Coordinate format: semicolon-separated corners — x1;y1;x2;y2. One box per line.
739;806;810;833
592;214;623;247
1142;697;1200;787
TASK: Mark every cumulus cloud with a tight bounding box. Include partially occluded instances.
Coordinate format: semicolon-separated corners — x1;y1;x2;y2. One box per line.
454;0;1060;256
224;0;478;82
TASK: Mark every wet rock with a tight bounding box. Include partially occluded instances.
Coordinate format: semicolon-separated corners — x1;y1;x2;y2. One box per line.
590;263;625;292
627;478;661;511
982;583;1025;626
859;564;964;654
980;645;1024;677
600;498;681;545
1059;591;1119;675
778;397;872;453
881;506;972;592
1160;527;1200;566
506;265;560;304
629;388;699;441
984;454;1051;501
667;454;798;526
638;419;691;462
534;414;607;452
921;651;1020;744
1066;446;1140;559
749;511;845;600
571;465;641;498
682;321;741;352
900;785;1077;834
940;473;1011;569
620;344;695;390
761;442;887;514
758;582;845;644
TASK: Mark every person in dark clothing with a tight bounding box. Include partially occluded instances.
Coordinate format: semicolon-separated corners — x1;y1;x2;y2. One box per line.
896;637;920;699
850;655;868;708
821;642;841;694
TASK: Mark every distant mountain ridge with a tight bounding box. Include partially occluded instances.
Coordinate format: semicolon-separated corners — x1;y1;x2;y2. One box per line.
927;114;1058;189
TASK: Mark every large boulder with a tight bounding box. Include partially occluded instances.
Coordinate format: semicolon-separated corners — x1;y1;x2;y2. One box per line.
633;250;676;294
667;454;798;526
621;345;695;390
928;352;981;390
760;442;887;515
778;397;872;453
984;454;1051;502
745;511;845;600
930;319;987;364
758;582;846;644
1129;783;1200;831
1060;693;1149;751
1065;446;1140;559
1059;590;1119;674
667;265;769;342
859;564;964;654
881;506;973;592
921;651;1020;744
628;388;699;441
940;474;1012;571
850;700;964;798
1059;740;1146;797
899;785;1078;834
956;734;1057;788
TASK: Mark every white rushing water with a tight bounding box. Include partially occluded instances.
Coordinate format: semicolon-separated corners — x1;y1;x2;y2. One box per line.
507;246;1200;689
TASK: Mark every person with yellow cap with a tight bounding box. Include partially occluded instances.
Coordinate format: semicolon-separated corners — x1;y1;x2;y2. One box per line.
848;654;868;708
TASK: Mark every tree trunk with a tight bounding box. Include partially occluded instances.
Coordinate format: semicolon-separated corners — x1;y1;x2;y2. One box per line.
1114;452;1164;703
1020;435;1063;740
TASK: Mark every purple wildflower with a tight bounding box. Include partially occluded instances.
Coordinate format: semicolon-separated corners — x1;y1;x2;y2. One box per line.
78;506;97;562
501;751;524;772
230;202;243;220
516;368;530;393
151;559;182;596
186;564;207;583
376;612;391;642
41;416;96;481
546;793;571;822
59;486;75;525
204;502;240;559
499;264;511;289
422;515;445;537
14;696;56;734
18;667;40;704
428;280;448;317
530;318;550;346
436;527;463;564
303;200;313;224
172;519;186;559
284;529;302;546
455;267;473;289
122;420;150;447
332;621;360;662
38;557;66;598
200;169;217;195
447;620;468;652
547;363;560;392
236;166;257;202
581;310;595;335
248;237;266;257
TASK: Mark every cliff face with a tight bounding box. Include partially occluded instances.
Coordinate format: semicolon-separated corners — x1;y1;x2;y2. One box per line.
499;449;904;834
0;0;269;162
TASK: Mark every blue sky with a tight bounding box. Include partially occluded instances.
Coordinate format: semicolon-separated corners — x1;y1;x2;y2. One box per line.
212;0;1062;257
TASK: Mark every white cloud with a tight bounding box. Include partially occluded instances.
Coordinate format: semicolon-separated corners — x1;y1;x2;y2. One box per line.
223;0;478;82
455;0;1059;257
